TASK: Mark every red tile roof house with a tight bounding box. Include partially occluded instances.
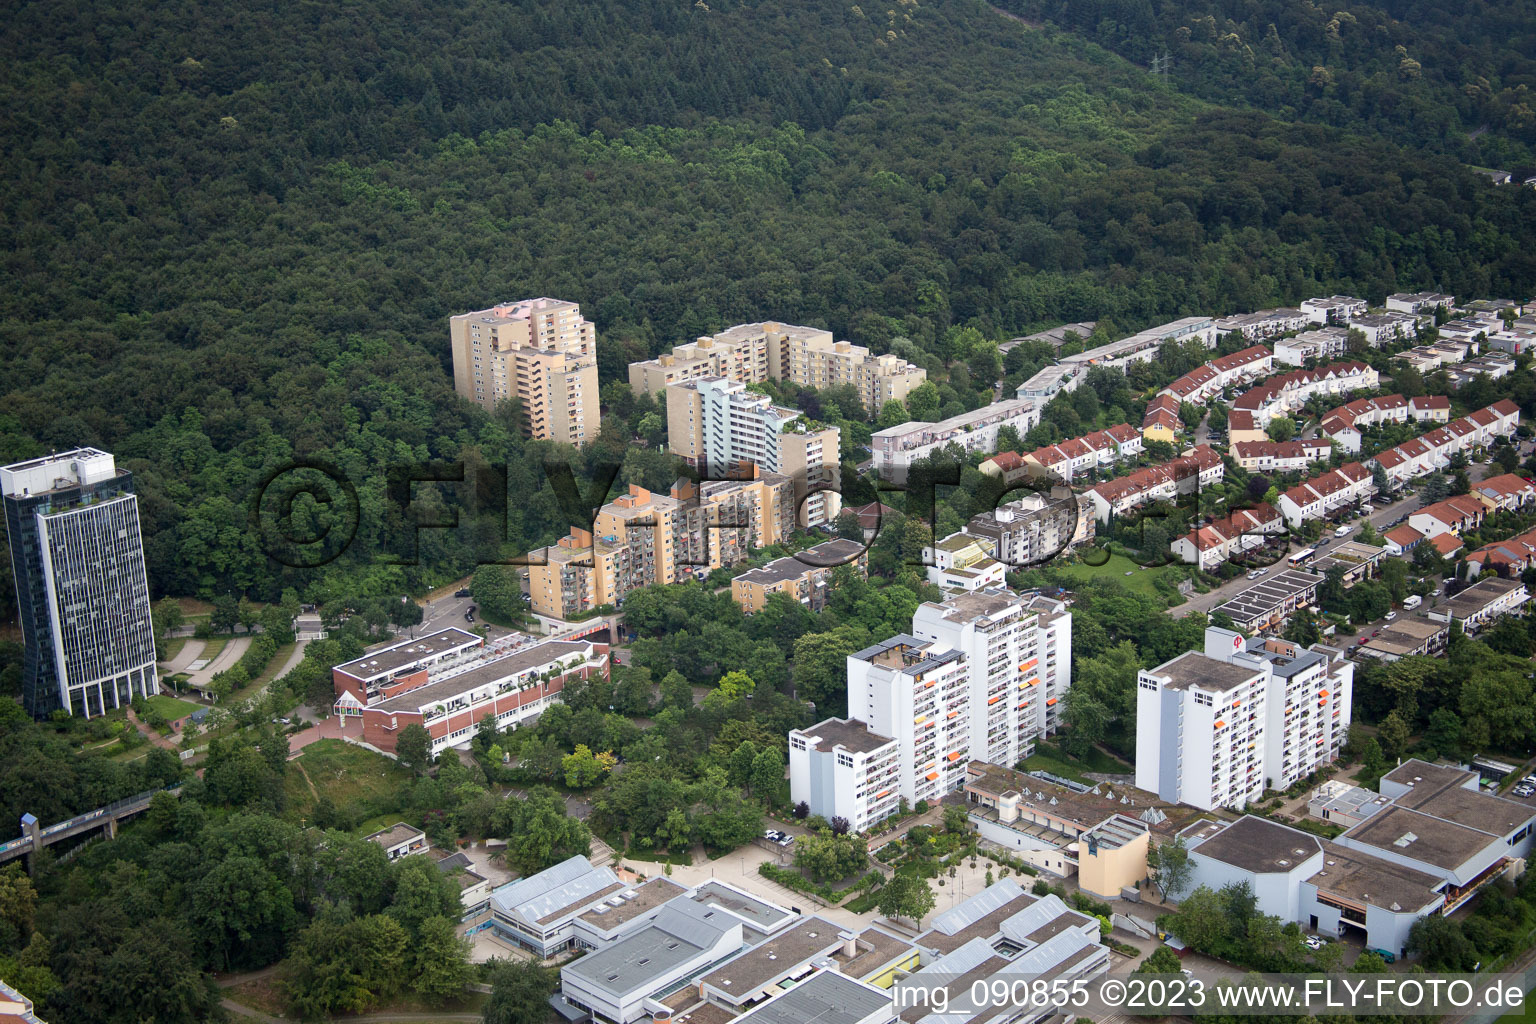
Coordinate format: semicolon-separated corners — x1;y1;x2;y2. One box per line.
1084;445;1224;524
1171;503;1283;570
1427;533;1466;559
979;450;1029;484
1319;394;1410;454
1467;525;1536;576
1382;524;1425;556
1408;495;1487;541
1473;473;1536;512
1277;462;1373;528
1230;439;1332;473
1367;400;1522;487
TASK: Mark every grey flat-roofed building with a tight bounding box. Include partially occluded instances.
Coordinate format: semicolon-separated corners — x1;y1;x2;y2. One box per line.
1340;805;1514;884
698;917;844;1009
490;855;624;956
1211;569;1325;632
1148;651;1265;692
1425;576;1528;632
574;877;689;947
333;628;482;691
687;881;796;940
1188;815;1324;875
562;901;745;1024
1355;617;1448;661
731;970;894;1024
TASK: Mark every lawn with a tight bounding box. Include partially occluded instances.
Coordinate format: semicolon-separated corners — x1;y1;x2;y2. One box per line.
1021;741;1132;785
1054;552;1179;600
284;739;413;825
143;694;202;721
227;641;296;705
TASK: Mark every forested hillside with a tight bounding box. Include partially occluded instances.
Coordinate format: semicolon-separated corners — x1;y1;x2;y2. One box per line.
1;0;1534;608
999;0;1536;166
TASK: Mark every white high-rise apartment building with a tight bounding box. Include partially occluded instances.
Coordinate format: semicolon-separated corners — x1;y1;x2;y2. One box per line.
1135;650;1269;811
1202;628;1353;792
847;634;973;807
787;718;902;832
1137;626;1354;811
1;449;158;718
665;377;841;527
789;589;1076;830
910;590;1072;766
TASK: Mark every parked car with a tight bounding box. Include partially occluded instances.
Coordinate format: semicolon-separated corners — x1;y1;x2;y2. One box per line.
454;588;471;598
1368;948;1397;964
1385;611;1397;621
1304;936;1326;951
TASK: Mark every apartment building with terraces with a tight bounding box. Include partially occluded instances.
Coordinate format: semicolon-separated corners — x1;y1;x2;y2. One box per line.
449;298;599;445
528;474;794;620
331;629;607;757
628;322;925;415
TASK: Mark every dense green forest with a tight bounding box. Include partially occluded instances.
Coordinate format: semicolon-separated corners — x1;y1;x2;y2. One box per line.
998;0;1536;167
1;0;1534;611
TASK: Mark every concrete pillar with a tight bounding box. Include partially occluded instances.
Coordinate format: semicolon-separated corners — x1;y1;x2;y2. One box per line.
20;814;41;879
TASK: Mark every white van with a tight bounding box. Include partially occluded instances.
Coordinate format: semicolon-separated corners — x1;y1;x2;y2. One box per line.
1402;595;1422;610
1334;525;1353;537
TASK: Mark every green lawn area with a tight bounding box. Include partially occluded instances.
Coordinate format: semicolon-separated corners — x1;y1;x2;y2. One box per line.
1496;990;1535;1024
1021;741;1132;785
284;739;412;825
143;694;202;720
196;635;229;662
1054;552;1179;599
227;642;296;705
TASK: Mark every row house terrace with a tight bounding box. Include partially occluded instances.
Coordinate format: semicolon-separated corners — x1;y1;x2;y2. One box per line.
1407;495;1488;542
1319;394;1409;453
1158;345;1273;405
1369;400;1520;488
1344;310;1419;346
1278;462;1374;529
1021;423;1142;482
1467;524;1536;576
1214;308;1311;340
1230;439;1333;473
1232;362;1379;421
1172;503;1284;570
1084;445;1223;524
1472;473;1536;512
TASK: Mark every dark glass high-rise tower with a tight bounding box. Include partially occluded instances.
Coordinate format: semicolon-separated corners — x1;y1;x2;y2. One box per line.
1;449;158;717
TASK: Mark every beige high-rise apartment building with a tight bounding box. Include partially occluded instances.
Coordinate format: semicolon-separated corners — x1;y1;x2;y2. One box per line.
628;322;925;415
526;470;794;620
450;298;599;446
665;377;841;527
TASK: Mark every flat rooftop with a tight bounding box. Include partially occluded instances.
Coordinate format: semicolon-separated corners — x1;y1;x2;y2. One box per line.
1441;577;1525;617
578;877;687;930
733;970;891;1024
735;539;866;586
372;640;589;714
1147;651;1262;693
964;761;1151;836
797;718;894;756
699;917;841;997
364;822;424;848
1309;842;1444;914
1212;569;1325;623
335;628;481;681
689;881;794;935
833;926;917;980
1385;765;1535;838
1343;805;1500;871
1188;816;1322;874
920;588;1028;625
564;903;728;995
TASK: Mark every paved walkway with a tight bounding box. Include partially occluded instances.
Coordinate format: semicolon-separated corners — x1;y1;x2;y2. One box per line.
159;639;206;674
186;636;252;687
124;708;180;752
286;714;347;757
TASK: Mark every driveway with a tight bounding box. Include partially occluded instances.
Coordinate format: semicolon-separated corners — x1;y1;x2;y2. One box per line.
159;639;207;674
186;636;252;688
